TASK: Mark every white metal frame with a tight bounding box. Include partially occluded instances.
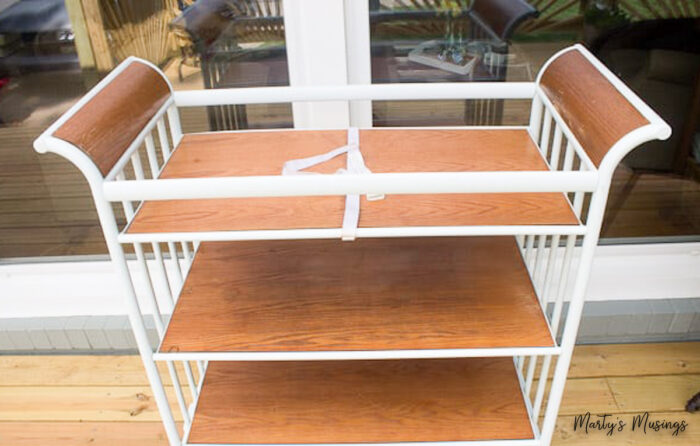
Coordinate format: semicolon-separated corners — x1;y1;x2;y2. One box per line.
34;45;671;446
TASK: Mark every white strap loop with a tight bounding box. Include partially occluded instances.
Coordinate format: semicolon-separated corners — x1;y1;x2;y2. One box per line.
281;128;384;241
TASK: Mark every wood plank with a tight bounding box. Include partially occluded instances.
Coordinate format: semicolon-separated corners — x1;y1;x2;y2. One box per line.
161;237;554;353
0;386;184;422
63;0;96;70
540;374;700;417
189;358;534;444
539;49;649;167
539;378;620;416
608;374;700;413
128;128;579;234
0;356;146;386
528;342;700;381
0;356;200;387
79;0;113;72
0;422;168;446
553;411;700;445
568;342;700;378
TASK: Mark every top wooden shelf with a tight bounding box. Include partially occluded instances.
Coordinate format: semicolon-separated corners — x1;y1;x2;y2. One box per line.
125;128;579;237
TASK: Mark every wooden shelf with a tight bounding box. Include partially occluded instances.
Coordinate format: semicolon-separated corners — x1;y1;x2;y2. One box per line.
127;128;579;235
160;237;554;354
187;358;534;444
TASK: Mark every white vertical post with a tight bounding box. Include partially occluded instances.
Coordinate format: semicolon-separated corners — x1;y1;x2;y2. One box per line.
529;95;543;141
166;105;183;147
156;119;172;162
549;127;563;169
343;0;373;127
144;134;160;178
282;0;350;129
539;110;552;157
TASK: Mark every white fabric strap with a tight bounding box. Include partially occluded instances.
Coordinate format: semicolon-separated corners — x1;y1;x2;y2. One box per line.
281;128;383;241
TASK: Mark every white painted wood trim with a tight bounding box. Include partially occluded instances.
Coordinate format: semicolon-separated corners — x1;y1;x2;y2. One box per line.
585;242;700;301
343;0;372;127
282;0;350;128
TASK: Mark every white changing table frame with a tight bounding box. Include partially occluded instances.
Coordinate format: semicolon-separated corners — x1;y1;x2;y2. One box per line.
34;44;670;446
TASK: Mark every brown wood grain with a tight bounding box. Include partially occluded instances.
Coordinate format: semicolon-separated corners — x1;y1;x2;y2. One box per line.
53;61;171;176
188;358;534;444
160;237;553;353
127;128;578;233
539;49;649;167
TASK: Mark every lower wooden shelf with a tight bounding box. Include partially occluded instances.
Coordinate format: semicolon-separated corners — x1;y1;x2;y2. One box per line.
187;358;534;444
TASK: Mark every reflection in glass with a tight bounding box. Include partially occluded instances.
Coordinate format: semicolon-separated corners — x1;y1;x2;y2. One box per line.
170;0;292;130
368;0;699;239
0;0;290;257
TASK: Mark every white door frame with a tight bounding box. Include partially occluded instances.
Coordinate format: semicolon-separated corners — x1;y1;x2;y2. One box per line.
281;0;373;127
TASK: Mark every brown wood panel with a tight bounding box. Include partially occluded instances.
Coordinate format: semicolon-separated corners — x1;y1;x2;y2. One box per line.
539;49;649;167
151;128;553;178
360;128;551;172
53;61;171;176
128;128;578;233
188;358;533;444
160;237;553;353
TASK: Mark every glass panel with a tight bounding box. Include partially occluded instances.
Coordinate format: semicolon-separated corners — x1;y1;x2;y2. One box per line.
369;0;700;240
0;0;290;258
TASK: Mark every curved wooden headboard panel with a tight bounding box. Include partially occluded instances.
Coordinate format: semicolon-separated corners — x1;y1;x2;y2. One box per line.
539;48;649;167
54;60;171;176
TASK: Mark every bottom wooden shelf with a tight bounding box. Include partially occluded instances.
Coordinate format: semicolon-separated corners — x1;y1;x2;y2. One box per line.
187;358;534;444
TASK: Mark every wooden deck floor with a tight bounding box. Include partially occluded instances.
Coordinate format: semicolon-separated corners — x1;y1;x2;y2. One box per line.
0;342;698;445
